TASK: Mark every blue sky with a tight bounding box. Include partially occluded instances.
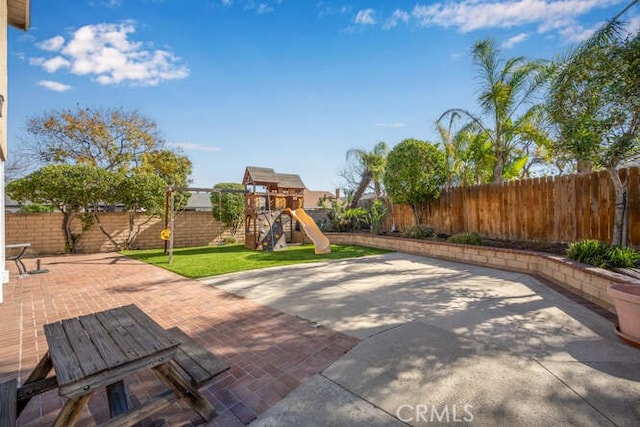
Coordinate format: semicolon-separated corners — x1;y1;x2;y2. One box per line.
8;0;639;191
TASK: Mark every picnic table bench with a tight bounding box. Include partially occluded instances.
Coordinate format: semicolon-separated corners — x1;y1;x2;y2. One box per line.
0;304;229;427
5;243;30;276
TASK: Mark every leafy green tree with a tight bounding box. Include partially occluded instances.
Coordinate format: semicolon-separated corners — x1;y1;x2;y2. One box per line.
15;106;191;249
345;141;388;208
547;19;639;245
211;183;245;237
137;149;192;209
7;164;110;252
23;106;191;188
439;38;549;183
383;139;446;224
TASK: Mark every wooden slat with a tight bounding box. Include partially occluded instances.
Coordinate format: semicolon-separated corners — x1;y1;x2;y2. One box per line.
99;390;179;427
95;310;145;361
61;318;108;377
152;364;217;421
44;322;84;387
109;307;165;357
0;379;17;427
78;314;128;369
123;305;177;348
52;393;93;427
17;377;58;402
165;327;229;387
17;350;54;416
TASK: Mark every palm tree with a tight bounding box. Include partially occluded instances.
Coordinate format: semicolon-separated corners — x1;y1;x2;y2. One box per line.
346;141;388;208
439;39;548;183
436;113;494;189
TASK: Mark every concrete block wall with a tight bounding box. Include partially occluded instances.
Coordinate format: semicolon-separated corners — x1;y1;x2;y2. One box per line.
328;233;640;313
6;212;244;255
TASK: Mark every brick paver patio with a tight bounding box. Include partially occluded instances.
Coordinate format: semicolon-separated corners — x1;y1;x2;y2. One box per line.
0;253;359;426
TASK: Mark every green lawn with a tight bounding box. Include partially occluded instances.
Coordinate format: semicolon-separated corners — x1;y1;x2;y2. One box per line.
122;244;390;278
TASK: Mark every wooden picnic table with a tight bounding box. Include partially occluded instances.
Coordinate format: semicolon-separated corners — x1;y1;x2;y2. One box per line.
12;304;228;426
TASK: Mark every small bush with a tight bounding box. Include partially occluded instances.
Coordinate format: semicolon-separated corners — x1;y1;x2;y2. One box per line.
567;239;640;269
606;246;640;268
447;232;482;245
567;240;609;268
222;237;237;245
404;225;436;240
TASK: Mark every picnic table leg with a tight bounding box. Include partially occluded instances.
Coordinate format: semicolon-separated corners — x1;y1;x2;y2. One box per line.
53;393;93;427
106;380;130;417
17;350;54;416
152;363;217;421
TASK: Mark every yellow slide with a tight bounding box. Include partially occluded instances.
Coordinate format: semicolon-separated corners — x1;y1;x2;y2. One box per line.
286;208;331;255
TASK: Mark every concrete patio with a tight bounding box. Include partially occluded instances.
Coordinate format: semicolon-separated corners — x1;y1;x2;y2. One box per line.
1;251;639;426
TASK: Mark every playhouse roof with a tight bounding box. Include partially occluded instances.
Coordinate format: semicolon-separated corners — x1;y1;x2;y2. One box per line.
243;166;306;189
276;173;305;189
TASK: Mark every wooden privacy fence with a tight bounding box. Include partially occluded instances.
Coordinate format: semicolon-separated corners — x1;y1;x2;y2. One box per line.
384;167;640;246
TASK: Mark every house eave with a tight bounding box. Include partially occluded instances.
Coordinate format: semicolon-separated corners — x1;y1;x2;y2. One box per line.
8;0;30;31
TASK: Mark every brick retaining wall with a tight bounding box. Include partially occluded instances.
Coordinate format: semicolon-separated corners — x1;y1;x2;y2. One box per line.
328;233;640;313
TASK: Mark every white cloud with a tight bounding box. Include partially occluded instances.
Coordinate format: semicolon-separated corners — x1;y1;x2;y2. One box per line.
375;122;406;128
37;35;65;51
31;22;189;86
557;21;602;42
317;2;350;18
383;9;411;30
38;80;72;92
377;0;621;40
501;32;529;48
256;3;274;14
169;142;222;152
355;8;376;26
41;56;71;72
624;15;640;36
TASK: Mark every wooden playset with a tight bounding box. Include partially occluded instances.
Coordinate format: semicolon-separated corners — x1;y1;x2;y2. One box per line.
243;166;330;254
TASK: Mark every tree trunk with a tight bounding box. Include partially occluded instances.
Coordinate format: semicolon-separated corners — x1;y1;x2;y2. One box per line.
410;204;422;225
126;213;155;249
608;167;626;247
492;156;504;184
61;212;75;253
349;173;372;209
93;211;122;251
373;180;382;199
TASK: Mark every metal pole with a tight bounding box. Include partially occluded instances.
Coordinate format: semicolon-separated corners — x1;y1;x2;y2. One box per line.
163;189;170;254
169;190;175;265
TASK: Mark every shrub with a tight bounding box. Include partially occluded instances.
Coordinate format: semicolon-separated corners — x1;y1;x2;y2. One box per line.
606;246;640;268
447;232;482;245
567;240;609;268
404;225;436;240
567;239;640;269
